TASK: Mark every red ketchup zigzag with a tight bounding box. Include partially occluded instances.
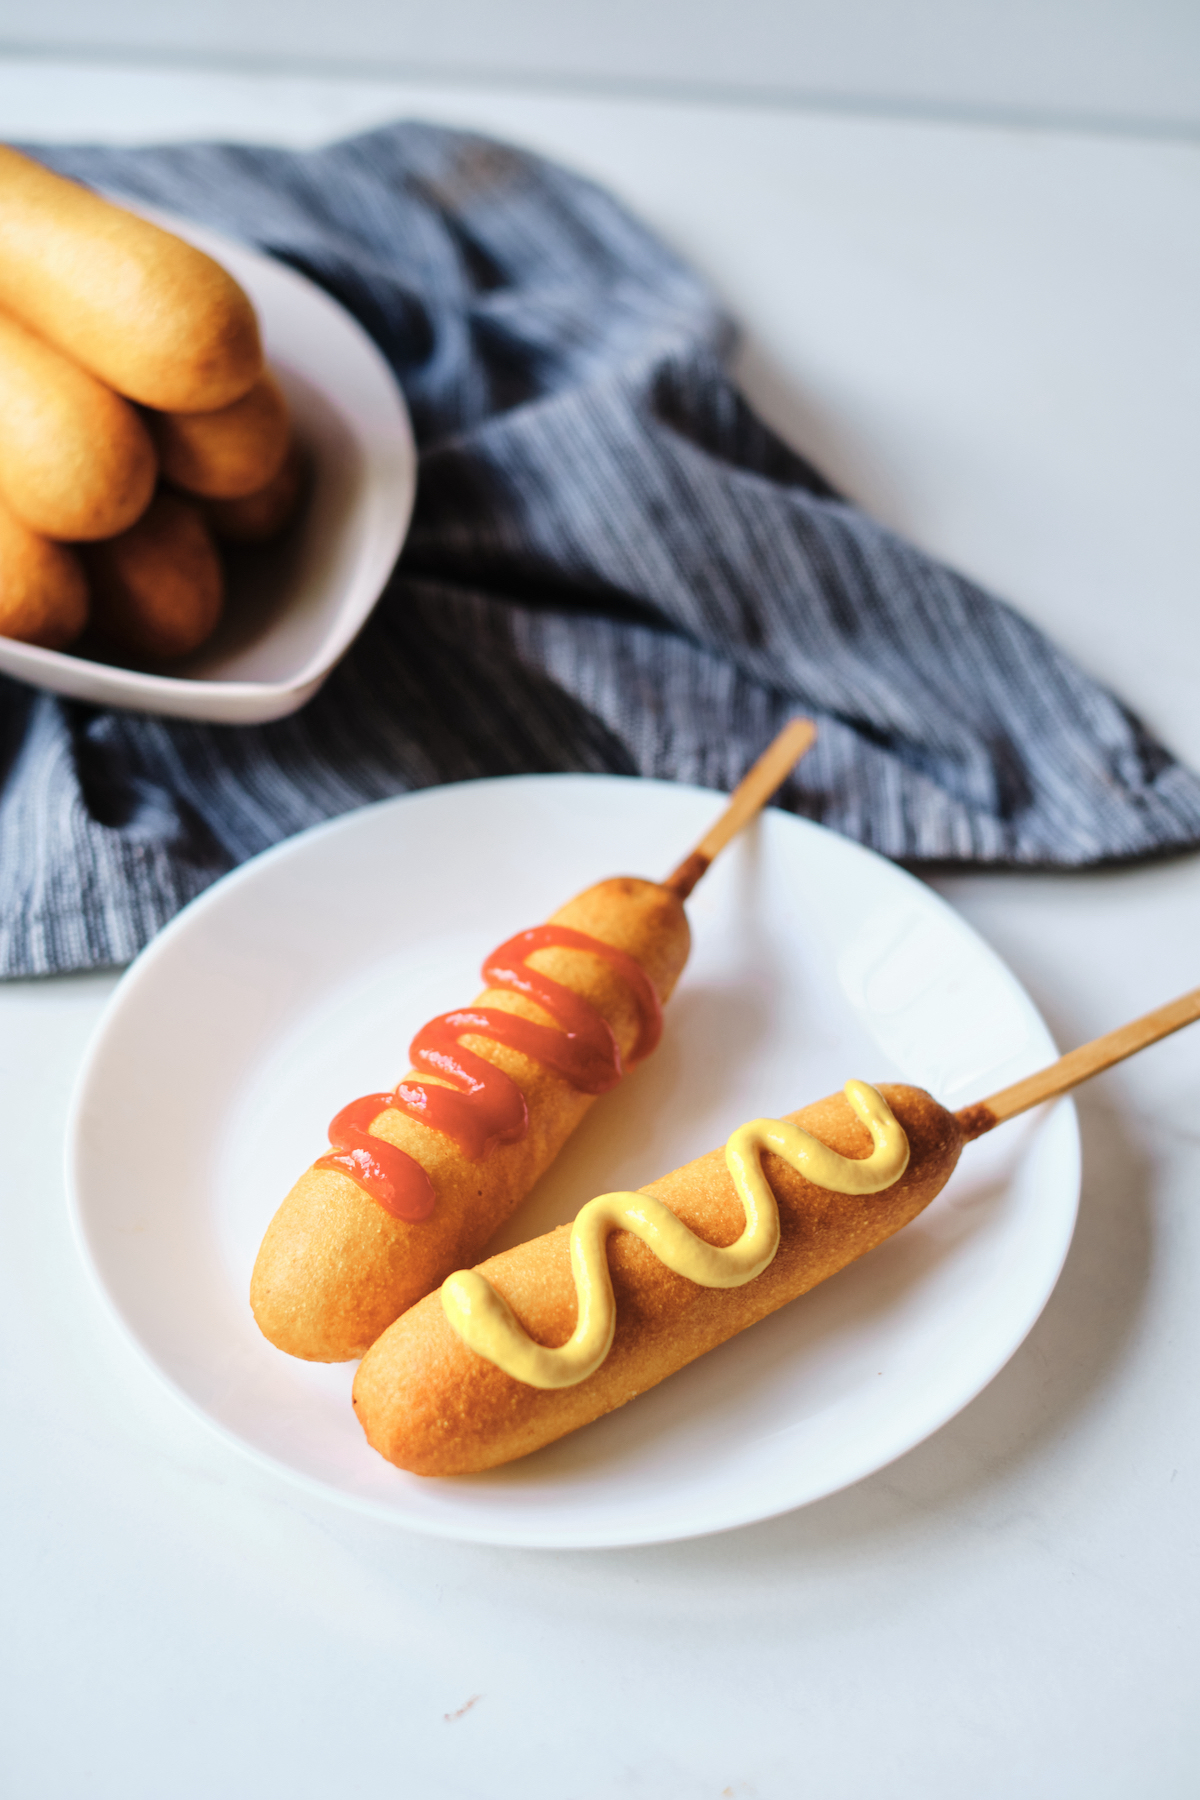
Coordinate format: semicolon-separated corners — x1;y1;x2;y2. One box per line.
314;925;662;1223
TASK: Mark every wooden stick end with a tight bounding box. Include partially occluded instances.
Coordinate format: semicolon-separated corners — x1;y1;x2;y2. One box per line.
662;850;712;901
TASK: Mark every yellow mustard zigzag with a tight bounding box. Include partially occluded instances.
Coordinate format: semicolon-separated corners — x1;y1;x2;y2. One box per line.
440;1080;910;1390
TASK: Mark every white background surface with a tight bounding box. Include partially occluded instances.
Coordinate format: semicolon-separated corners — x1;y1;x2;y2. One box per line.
2;0;1198;133
1;35;1199;1800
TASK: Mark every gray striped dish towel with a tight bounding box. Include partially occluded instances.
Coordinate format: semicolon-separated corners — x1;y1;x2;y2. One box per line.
4;122;1199;978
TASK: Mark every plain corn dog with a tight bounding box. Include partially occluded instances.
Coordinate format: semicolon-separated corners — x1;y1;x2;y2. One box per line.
205;438;307;543
152;370;291;499
0;308;157;540
83;491;224;662
251;877;691;1362
0;146;262;412
0;498;89;648
353;1084;964;1475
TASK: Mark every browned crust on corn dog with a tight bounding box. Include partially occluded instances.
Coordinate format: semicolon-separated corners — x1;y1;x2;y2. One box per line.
251;877;691;1363
352;1084;964;1475
0;146;262;412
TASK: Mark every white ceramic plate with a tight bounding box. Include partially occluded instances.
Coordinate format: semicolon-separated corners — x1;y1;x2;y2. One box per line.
66;776;1079;1548
0;203;416;723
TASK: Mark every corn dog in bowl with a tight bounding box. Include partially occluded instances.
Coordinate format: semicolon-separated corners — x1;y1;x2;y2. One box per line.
0;150;414;722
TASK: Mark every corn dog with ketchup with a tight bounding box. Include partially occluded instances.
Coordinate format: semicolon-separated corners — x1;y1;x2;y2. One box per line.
354;985;1200;1476
250;721;817;1364
151;370;291;500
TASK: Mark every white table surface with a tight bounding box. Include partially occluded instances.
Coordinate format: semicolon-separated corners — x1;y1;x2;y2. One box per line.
1;61;1197;1800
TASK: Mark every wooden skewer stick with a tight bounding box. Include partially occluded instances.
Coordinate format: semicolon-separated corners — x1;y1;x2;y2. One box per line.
955;986;1200;1141
662;717;817;901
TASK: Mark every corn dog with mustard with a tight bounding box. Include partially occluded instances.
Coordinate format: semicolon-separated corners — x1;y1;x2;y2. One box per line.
0;146;262;412
353;1082;961;1474
0;498;89;648
0;307;157;541
356;984;1200;1476
251;721;818;1364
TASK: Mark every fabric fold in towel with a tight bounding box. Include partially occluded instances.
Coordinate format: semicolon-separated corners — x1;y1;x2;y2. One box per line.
2;121;1199;978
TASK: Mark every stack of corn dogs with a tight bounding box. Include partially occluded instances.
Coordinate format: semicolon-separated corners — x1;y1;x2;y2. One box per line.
0;147;305;662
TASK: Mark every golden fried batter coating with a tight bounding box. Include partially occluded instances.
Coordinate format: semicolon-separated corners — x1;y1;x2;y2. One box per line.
353;1084;964;1474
